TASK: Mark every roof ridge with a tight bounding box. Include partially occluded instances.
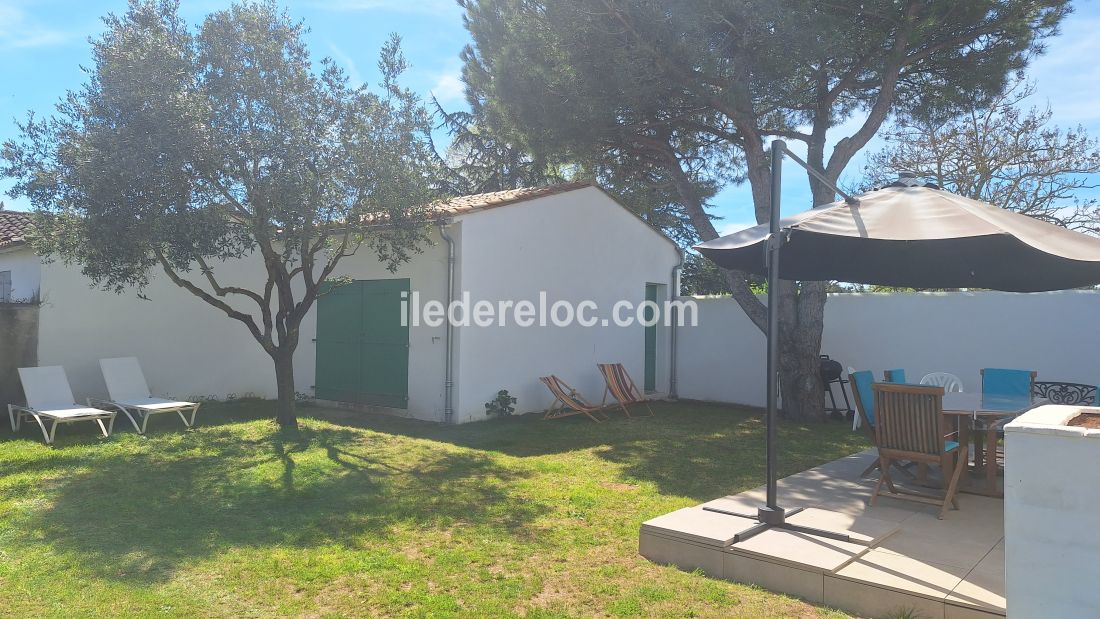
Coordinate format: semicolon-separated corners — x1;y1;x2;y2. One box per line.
433;181;594;216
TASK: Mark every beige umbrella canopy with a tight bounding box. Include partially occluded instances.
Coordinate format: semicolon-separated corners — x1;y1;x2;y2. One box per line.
696;184;1100;292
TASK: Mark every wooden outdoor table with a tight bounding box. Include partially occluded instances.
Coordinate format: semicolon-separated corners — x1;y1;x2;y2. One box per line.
942;393;1036;497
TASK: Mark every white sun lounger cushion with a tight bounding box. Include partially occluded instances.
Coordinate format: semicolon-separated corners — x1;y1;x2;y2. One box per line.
116;397;196;410
17;366;82;411
100;357;155;401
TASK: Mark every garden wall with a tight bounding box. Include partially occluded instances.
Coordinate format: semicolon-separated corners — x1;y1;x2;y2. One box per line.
0;304;39;409
676;290;1100;408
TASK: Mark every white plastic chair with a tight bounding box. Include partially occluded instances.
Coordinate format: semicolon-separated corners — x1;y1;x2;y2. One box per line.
9;366;116;444
89;357;201;434
920;372;964;393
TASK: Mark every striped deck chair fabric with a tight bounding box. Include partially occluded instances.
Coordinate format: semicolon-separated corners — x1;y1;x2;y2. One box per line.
597;363;655;417
540;375;608;422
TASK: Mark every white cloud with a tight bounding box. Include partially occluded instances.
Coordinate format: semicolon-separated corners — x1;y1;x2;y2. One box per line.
327;43;363;87
1028;13;1100;128
0;2;73;49
429;69;465;107
717;221;760;236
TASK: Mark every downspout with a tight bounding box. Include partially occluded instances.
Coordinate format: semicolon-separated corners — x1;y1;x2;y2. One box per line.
669;250;685;399
438;221;456;424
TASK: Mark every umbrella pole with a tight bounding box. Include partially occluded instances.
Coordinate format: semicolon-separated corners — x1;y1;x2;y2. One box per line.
703;140;852;544
760;139;784;524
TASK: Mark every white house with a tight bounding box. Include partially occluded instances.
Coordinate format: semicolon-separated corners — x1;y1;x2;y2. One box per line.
0;183;684;423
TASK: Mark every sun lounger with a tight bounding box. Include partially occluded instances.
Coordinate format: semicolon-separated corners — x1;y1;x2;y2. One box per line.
597;363;654;417
540;375;608;422
89;357;200;434
8;366;116;445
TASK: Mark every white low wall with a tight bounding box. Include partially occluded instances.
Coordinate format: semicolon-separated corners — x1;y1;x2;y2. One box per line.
1004;405;1100;618
677;291;1100;407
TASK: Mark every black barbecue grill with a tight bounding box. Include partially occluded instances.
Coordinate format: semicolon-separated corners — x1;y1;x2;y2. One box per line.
819;355;852;417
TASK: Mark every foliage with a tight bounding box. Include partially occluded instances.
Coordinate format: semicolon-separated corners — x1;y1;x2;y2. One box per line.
459;0;1069;420
431;99;571;194
681;252;733;295
431;100;707;248
484;389;517;417
0;399;865;617
1;1;440;428
864;77;1100;232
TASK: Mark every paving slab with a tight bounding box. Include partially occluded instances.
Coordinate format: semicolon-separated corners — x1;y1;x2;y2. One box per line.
640;506;762;547
785;507;900;546
947;542;1005;612
727;528;869;573
834;548;970;600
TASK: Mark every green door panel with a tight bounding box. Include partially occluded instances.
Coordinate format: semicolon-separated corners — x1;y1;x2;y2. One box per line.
315;282;362;403
359;279;410;408
315;279;410;409
644;283;658;392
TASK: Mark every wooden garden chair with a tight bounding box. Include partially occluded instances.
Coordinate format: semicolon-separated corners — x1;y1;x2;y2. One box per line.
597;363;654;418
849;370;915;480
869;383;968;519
540;375;608;422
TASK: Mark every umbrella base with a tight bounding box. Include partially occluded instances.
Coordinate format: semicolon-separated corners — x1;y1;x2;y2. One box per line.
702;504;852;544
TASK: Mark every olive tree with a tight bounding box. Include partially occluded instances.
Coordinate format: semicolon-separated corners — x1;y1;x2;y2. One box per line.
1;0;439;429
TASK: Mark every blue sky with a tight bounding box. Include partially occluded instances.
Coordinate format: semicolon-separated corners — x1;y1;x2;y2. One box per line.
2;0;1099;236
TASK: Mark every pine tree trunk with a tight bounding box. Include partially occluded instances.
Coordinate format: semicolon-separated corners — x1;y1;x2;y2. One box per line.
273;351;298;430
777;281;827;422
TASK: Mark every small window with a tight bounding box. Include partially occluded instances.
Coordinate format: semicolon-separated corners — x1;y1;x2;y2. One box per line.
0;270;11;303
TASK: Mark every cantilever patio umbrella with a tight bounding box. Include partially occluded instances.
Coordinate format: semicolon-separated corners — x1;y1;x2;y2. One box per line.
694;140;1100;543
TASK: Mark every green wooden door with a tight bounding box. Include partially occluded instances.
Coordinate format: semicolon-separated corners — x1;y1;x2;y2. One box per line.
315;279;410;408
644;283;658;392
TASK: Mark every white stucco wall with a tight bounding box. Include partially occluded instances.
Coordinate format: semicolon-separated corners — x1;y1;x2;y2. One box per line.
36;230;450;421
0;246;42;301
29;186;681;425
677;290;1100;407
452;186;682;422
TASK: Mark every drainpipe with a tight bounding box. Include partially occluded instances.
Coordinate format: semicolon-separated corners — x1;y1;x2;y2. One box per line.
438;221;457;424
669;250;685;399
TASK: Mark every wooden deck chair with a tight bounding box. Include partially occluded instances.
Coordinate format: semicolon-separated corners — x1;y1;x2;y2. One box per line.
540;375;608;422
597;363;654;417
869;383;968;519
8;366;116;445
849;370;914;480
89;357;201;434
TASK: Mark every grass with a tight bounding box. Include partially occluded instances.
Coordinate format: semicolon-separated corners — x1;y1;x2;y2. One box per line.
0;400;867;618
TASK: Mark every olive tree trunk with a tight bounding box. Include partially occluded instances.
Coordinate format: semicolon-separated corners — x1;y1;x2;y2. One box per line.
271;347;298;430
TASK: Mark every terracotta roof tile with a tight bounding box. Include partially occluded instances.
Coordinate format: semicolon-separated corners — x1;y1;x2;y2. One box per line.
433;181;594;216
0;211;32;249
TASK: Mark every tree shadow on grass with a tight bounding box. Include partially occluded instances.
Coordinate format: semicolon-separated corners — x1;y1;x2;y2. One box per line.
7;420;544;584
311;401;868;502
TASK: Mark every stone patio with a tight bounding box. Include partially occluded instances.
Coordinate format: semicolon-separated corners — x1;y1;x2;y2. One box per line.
640;450;1005;619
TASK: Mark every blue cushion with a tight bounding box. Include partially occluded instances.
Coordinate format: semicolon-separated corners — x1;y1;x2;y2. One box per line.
851;370;876;426
944;440;959;452
885;369;906;384
982;368;1033;410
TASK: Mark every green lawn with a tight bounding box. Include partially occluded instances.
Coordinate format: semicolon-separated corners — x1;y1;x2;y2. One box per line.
0;400;867;618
